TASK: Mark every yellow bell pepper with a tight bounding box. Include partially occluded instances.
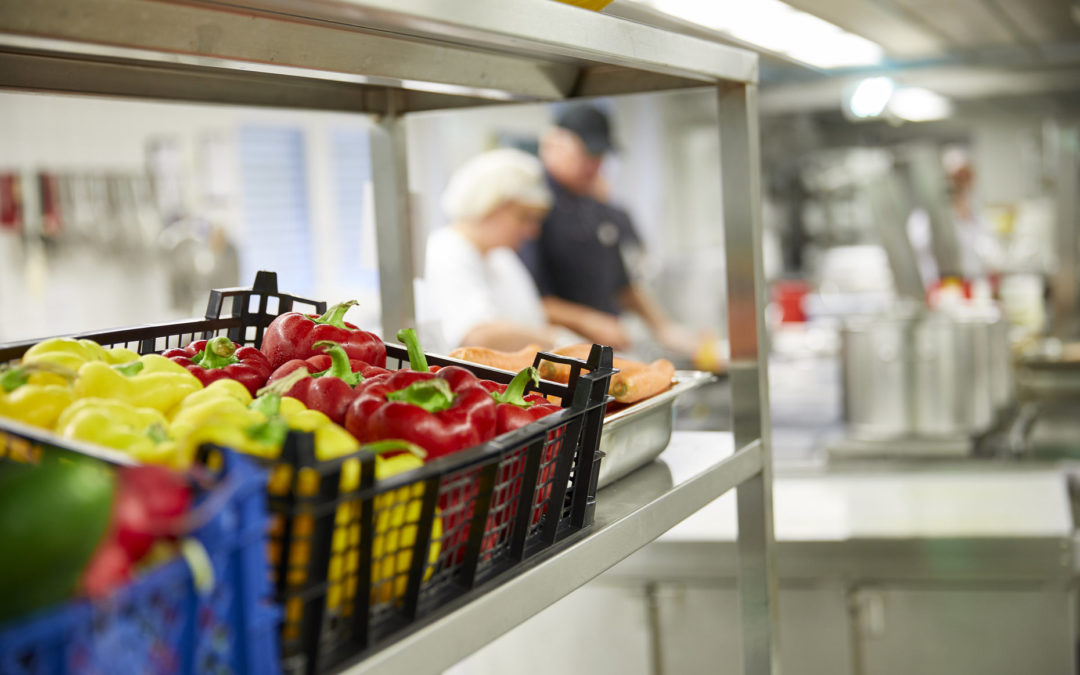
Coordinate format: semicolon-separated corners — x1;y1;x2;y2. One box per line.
74;355;202;415
55;398;175;465
0;364;76;429
168;379;255;436
168;372;359;467
170;378;252;418
283;406;360;462
368;445;440;605
276;440;440;630
171;410;283;467
22;338;138;373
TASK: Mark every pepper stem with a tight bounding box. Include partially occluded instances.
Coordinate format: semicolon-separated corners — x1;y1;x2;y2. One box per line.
491;367;540;409
396;328;429;372
146;423;169;445
0;367;29;393
246;417;290;447
311;300;358;329
2;362;78;391
192;336;239;370
253;367;309;417
359;439;427;460
312;341;363;387
113;361;145;377
386;378;455;413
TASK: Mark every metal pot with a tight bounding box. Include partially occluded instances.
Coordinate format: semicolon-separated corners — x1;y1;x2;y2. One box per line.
841;314;912;440
842;308;1008;440
910;313;969;436
987;314;1014;411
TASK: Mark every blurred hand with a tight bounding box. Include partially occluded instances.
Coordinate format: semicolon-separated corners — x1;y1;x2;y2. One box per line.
656;322;700;357
581;313;631;350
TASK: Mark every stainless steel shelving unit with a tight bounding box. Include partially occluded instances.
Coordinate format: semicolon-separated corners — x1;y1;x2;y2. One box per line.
0;2;779;672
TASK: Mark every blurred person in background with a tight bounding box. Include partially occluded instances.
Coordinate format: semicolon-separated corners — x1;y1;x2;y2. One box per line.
944;148;999;281
521;103;698;355
424;148;570;353
907;148;1000;290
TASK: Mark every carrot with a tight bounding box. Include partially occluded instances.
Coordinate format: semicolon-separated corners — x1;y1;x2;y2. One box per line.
536;343;674;403
448;344;540;372
536;343;592;382
609;359;675;403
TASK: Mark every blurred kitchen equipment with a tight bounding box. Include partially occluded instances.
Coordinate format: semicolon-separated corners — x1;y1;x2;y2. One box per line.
840;310;913;440
159;217;240;314
988;313;1014;411
1016;339;1080;402
835;306;1012;458
866;172;926;302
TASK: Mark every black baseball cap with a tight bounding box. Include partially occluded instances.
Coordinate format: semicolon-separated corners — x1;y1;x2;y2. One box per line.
555;104;616;157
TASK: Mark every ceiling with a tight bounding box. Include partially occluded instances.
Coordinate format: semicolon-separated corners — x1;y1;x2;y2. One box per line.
784;0;1080;61
763;0;1080;115
609;0;1080;118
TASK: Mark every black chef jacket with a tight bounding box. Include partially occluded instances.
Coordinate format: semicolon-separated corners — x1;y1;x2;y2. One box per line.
519;174;640;317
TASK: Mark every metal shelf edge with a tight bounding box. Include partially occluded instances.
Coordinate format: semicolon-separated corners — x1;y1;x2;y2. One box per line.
203;0;759;85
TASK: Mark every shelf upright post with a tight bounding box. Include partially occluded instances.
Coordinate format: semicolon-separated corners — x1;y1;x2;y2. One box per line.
369;99;418;338
718;81;781;675
1050;123;1079;338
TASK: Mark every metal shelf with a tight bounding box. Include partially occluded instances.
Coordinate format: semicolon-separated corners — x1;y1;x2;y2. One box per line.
336;432;759;675
0;3;779;672
0;0;756;114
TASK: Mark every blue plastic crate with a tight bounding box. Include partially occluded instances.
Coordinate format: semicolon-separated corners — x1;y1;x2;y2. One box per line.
0;451;281;675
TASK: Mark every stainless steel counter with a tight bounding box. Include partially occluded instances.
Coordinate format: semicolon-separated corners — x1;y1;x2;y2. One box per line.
605;432;1075;582
450;431;1080;675
451;350;1080;675
614;432;1080;675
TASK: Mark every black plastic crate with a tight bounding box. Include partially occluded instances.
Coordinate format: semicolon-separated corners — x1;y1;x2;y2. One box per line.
0;271;615;675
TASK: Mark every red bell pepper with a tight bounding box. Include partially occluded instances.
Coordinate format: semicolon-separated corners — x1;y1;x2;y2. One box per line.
263;341;369;425
268;340;389;388
480;367;561;435
162;336;271;396
260;300;386;371
81;465;192;598
344;329;495;460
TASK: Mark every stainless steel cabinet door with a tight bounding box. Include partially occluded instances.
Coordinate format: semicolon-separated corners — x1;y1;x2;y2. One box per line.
853;586;1077;675
651;583;855;675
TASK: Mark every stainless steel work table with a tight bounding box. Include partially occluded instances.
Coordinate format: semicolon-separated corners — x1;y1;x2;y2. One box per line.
597;431;1079;675
610;435;1074;583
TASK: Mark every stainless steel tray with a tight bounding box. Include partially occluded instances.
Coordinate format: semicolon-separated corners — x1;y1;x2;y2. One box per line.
597;370;717;488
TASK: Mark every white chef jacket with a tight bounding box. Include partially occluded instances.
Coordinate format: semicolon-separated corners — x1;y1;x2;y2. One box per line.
422;227;548;352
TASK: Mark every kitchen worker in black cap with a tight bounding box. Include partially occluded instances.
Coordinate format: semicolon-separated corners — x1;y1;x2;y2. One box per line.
520;103;697;354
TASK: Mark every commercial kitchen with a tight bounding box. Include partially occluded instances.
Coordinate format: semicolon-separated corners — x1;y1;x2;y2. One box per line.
0;1;1078;674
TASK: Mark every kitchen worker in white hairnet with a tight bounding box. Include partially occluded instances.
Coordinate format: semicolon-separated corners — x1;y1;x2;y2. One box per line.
423;148;575;353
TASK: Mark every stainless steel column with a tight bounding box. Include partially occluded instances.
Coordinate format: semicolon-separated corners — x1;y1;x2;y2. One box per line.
906;144;960;277
369;110;418;338
867;172;926;302
1051;125;1079;339
718;82;781;675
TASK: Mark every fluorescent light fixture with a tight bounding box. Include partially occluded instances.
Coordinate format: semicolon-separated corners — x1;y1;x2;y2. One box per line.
638;0;884;68
848;77;894;118
887;87;953;122
846;77;898;117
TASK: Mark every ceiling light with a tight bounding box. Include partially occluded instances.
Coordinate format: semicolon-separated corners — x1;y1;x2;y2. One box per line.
847;77;894;118
887;88;953;122
637;0;884;69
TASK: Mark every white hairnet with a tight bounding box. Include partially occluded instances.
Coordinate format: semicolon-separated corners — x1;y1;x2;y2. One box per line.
441;148;552;223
